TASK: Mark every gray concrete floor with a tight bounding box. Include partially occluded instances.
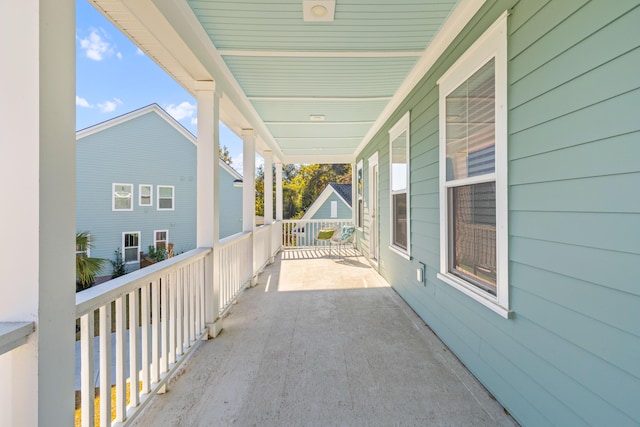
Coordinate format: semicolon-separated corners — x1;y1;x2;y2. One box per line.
133;250;517;427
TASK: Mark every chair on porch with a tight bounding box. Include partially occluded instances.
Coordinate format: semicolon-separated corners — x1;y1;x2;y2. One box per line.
315;225;336;254
330;224;356;258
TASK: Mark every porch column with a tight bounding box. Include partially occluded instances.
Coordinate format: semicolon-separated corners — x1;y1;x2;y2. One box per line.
0;0;76;425
263;150;273;225
351;161;357;227
195;80;221;337
275;162;283;221
242;129;256;284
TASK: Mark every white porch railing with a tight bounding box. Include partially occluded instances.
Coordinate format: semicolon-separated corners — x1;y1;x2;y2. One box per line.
10;225;266;426
271;220;283;256
253;224;272;274
217;232;253;315
0;322;34;356
75;224;284;426
75;248;211;427
282;219;352;249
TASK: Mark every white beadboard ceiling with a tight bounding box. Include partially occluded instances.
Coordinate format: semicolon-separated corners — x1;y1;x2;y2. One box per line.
89;0;479;163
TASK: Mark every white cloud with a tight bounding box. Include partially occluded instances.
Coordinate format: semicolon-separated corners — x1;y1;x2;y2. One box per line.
232;153;243;173
231;153;264;175
97;98;123;113
136;48;145;56
190;117;198;125
76;96;93;108
78;29;115;61
165;101;197;122
116;52;123;60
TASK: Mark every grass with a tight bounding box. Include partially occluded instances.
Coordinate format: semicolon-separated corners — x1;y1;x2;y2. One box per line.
74;381;141;427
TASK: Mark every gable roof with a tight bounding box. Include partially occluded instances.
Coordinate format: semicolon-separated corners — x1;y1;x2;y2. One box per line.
328;183;352;208
76;104;244;181
300;182;352;220
76;103;196;144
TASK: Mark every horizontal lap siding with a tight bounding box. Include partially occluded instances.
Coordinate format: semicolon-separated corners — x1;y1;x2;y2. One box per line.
310;193;352;220
356;0;640;425
217;169;243;239
77;112;197;276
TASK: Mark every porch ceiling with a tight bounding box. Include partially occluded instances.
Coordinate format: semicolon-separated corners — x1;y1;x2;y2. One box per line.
89;0;477;163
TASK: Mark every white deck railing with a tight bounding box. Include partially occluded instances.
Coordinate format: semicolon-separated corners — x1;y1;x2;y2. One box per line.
75;224;284;426
253;224;272;274
75;248;211;427
271;220;283;256
217;232;253;315
282;219;352;249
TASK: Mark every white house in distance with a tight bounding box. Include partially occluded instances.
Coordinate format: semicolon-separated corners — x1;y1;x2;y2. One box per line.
76;104;243;276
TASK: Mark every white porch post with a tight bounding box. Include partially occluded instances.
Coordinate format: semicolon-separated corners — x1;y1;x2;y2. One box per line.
195;81;222;337
263;151;274;263
351;161;357;226
242;129;256;284
275;162;283;221
263;151;273;226
0;0;76;425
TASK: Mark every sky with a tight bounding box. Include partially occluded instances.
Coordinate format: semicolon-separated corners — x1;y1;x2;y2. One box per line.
75;0;250;172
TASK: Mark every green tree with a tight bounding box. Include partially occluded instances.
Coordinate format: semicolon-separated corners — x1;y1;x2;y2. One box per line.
219;145;232;165
255;163;351;220
75;232;106;291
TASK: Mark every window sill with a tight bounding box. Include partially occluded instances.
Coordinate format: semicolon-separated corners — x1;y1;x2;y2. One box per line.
388;245;410;261
437;273;511;319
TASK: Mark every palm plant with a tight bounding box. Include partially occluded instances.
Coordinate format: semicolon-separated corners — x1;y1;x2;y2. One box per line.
76;232;106;291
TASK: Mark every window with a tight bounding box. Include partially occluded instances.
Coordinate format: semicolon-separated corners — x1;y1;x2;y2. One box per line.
356;160;363;228
113;183;133;211
389;112;410;257
157;185;174;210
76;236;90;258
154;230;168;250
139;184;152;206
330;201;338;218
437;13;509;317
122;232;140;264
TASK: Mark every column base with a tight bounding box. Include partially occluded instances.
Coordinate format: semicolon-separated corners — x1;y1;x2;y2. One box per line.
206;318;223;339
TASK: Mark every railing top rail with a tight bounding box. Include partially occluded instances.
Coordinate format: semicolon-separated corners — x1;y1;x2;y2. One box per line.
218;231;252;248
282;219;351;223
254;224;271;234
76;247;212;317
0;322;35;356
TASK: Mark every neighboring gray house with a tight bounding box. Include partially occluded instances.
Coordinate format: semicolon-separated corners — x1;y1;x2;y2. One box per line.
294;183;352;246
76;104;243;276
301;183;352;222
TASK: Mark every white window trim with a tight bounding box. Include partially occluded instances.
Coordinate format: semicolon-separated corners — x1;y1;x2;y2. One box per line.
154;229;169;249
437;12;510;318
139;184;153;207
122;231;141;264
388;111;411;258
76;235;91;258
112;183;133;211
356;159;364;230
157;185;175;211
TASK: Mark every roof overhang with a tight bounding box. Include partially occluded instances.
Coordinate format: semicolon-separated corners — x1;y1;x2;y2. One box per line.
89;0;484;164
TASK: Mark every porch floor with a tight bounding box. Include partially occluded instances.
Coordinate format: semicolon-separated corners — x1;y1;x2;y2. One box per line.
133;249;517;426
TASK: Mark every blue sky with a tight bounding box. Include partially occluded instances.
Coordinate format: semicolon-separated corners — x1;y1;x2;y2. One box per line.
75;0;247;170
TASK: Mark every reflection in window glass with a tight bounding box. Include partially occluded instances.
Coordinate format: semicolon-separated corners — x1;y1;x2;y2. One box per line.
449;182;496;294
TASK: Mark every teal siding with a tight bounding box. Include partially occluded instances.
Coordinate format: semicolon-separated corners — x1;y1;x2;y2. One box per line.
77;108;242;276
356;1;640;426
218;166;243;239
310;193;351;220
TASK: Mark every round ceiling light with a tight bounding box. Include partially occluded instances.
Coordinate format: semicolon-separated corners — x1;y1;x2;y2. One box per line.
311;5;327;17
